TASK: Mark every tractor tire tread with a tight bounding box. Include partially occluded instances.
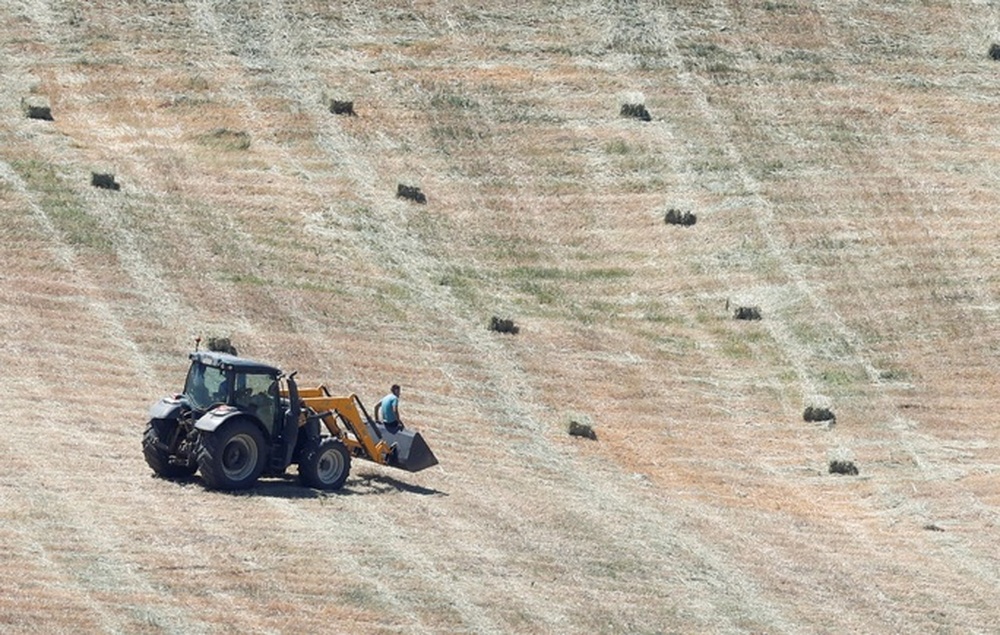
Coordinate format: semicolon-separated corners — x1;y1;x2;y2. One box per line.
299;438;351;490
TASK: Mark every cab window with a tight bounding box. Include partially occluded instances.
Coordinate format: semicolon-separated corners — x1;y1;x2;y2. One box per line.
185;363;229;410
233;373;277;423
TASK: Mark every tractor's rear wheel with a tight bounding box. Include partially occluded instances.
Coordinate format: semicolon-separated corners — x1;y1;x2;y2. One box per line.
142;418;197;478
196;419;266;490
299;438;351;490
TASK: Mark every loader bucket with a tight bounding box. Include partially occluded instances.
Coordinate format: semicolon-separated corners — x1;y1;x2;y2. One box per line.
376;424;438;472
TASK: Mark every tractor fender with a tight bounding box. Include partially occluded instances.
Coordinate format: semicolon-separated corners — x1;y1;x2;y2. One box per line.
194;406;262;435
148;395;185;421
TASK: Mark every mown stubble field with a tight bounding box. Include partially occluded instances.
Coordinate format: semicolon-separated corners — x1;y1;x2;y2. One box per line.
2;1;1000;633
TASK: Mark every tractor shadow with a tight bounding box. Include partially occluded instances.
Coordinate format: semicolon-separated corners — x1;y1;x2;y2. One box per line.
342;471;447;497
163;474;324;499
162;471;446;499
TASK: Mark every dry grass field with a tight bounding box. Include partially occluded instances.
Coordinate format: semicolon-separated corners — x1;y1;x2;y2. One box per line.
3;1;1000;633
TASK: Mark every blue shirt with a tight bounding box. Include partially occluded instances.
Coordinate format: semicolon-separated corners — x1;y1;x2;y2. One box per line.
380;393;399;423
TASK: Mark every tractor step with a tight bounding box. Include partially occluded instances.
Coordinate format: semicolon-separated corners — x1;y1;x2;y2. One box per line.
269;444;287;472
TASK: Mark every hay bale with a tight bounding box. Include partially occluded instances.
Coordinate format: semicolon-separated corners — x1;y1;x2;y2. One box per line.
21;97;53;121
488;316;519;335
990;43;1000;60
803;406;836;423
91;173;120;191
620;103;651;121
733;306;761;321
397;183;427;204
26;105;53;121
829;459;858;476
568;419;597;440
330;100;355;116
664;208;697;226
206;337;238;356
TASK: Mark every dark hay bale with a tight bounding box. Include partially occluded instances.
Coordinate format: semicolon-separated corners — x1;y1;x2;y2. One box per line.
397;183;427;204
804;406;836;423
990;43;1000;60
91;173;120;191
620;103;651;121
488;316;519;335
206;337;238;356
664;208;697;226
330;100;355;115
568;420;597;440
733;306;761;321
829;459;858;476
26;105;53;121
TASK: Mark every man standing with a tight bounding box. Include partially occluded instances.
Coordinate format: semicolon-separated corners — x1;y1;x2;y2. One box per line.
374;384;404;432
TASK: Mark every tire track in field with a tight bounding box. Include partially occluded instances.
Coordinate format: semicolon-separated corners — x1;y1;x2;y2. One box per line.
177;4;798;632
13;4;525;630
659;16;881;403
0;159;161;389
0;428;212;634
182;0;387;377
3;0;196;375
1;7;214;623
800;3;1000;616
182;4;576;631
547;1;906;630
598;0;885;407
0;155;211;632
637;1;1000;629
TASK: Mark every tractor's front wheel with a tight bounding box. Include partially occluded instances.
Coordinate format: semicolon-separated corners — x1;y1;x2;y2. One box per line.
196;419;266;490
299;438;351;490
142;418;197;478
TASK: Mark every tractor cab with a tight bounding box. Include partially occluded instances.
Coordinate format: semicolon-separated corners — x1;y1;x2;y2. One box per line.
183;351;283;434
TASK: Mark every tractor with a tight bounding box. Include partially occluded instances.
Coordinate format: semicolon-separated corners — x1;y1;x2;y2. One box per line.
141;350;437;490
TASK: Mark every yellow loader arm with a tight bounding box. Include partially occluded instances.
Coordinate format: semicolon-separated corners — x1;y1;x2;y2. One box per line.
280;385;438;472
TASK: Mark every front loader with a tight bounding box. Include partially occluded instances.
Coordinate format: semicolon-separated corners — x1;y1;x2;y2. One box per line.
142;351;437;491
289;386;439;474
